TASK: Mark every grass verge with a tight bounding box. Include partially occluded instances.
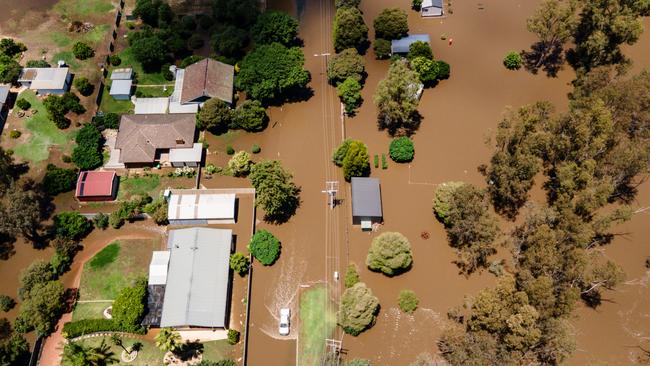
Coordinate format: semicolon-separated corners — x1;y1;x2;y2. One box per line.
298;284;336;366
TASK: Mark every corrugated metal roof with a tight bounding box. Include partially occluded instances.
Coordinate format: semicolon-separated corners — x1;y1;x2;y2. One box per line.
134;97;169;114
422;0;443;8
75;171;117;198
109;79;132;96
110;68;133;80
20;67;69;90
160;228;232;328
167;190;235;221
0;85;10;104
148;251;170;285
169;143;203;163
351;177;383;218
391;34;431;54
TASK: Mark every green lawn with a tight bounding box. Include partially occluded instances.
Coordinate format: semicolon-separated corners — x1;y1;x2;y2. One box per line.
61;337;165;366
118;174;161;200
202;340;235;363
99;84;134;114
298;285;336;366
117;48;168;85
54;0;115;18
12;91;72;163
51;51;82;70
71;301;112;321
135;84;174;98
78;240;155;301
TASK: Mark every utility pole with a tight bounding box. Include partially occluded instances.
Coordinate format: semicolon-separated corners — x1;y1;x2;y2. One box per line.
322;181;339;209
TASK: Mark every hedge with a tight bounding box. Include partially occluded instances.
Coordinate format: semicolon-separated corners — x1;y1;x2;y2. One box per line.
62;319;146;339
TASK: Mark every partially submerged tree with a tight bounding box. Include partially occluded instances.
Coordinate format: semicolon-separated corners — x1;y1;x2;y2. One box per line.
373;8;409;41
338;283;380;336
327;48;365;85
332;139;370;181
252;10;299;46
248;229;281;265
366;232;413;276
333;7;369;52
374;59;421;136
249;160;300;222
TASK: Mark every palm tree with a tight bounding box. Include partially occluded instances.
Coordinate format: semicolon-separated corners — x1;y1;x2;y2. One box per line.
110;334;128;354
155;328;181;354
63;340;118;366
87;340;119;366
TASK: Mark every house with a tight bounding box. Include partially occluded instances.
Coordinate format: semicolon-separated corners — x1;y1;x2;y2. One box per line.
156;227;233;328
177;58;234;105
114;114;200;168
421;0;444;17
391;34;431;55
351;177;383;230
75;171;119;202
109;68;133;101
18;67;71;95
166;189;236;225
0;84;9;123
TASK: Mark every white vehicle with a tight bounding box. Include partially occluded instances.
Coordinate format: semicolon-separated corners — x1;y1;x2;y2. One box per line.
279;308;291;336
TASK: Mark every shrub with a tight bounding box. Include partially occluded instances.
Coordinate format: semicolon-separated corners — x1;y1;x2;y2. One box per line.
101;112;120;129
251;144;261;154
72;42;95;60
327;48;365;85
435;60;450;80
398;290;419;313
0;294;16;312
230;252;250;276
112;279;147;332
366;232;413;276
338;283;380;336
73;77;94;96
62;319;146;339
227;329;240;345
337;77;363;115
226;145;235;155
344;263;360;288
9;130;21;139
407;41;433;60
248;229;281;265
335;0;361;8
412;0;423;10
93;213;109;230
109;54;121;66
143;197;168;225
347;359;371;366
373;8;409;40
43;164;77;196
15;98;30;110
373;38;391;60
373;154;379;168
503;51;523;70
53;211;93;240
161;64;174;81
382;154;388;169
228;151;253;177
389;137;415;163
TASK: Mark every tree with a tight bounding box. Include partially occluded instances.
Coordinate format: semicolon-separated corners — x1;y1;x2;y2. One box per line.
248;229;281;265
1;184;45;242
43;92;85;129
408;41;433;60
335;0;361;8
252;11;299;46
0;55;22;84
327;48;365;85
366;232;413;276
72;42;95;60
72;124;103;170
410;56;438;85
42;164;77;196
374;59;421;136
15;280;65;336
15;98;30;110
63;339;118;366
249;160;300;222
130;36;167;71
337;77;363;115
0;147;17;196
373;8;408;40
227;151;253;177
133;0;164;27
155;328;181;354
236;43;310;102
0;333;30;366
433;182;499;274
332;139;370;181
398;290;419;313
233;100;268;132
344;263;360;288
74;77;94;96
50;237;80;275
389;137;415;162
143;197;168;225
333;7;369;52
18;260;53;300
0;295;15;312
212;0;260;28
230;252;250;276
338;283;380;336
212;25;249;60
436;60;451;79
503;51;523;70
196;98;233;133
373;39;391;60
112;280;147;332
53;212;92;240
0;38;27;57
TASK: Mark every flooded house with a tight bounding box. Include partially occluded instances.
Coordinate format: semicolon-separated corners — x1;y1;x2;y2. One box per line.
166;189;237;225
169;58;235;114
351;177;383;230
390;34;431;55
421;0;444;17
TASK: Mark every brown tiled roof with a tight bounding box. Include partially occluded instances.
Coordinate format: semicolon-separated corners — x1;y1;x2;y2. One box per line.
180;58;234;104
115;114;196;163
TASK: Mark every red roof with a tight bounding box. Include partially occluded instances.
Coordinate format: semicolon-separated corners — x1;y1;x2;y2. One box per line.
75;171;117;198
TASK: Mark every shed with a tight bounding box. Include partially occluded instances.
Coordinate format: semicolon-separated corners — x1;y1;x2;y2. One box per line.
421;0;444;17
109;79;132;100
391;34;431;54
169;143;203;167
110;68;133;80
148;251;171;285
167;189;236;225
159;228;233;328
75;171;118;202
351;177;383;229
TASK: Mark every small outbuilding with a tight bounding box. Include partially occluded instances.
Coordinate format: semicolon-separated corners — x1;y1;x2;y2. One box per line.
169;143;203;167
351;177;383;230
0;84;9;123
75;171;119;202
109;79;133;100
391;34;431;55
148;251;170;285
166;189;237;225
110;68;133;81
421;0;444;17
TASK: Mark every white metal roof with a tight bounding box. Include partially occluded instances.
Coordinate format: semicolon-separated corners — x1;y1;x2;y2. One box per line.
160;228;232;328
148;251;171;285
169;143;203;163
21;68;69;90
109;79;132;96
110;68;133;80
134;97;169;114
167;190;236;221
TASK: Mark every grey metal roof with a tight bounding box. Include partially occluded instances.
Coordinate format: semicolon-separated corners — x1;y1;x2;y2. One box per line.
160;228;232;328
351;177;383;218
0;85;9;104
109;79;132;96
391;34;431;54
110;68;133;80
422;0;443;8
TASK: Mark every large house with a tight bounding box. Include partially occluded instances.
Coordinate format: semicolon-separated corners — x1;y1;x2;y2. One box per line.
175;58;234;106
18;67;71;95
143;228;234;329
114;114;202;168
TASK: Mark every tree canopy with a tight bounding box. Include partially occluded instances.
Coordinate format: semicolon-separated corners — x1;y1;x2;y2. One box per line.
366;232;413;276
374;59;421;136
327;48;365;85
248;229;281;265
252;11;299;46
53;211;92;240
333;7;369;52
249;160;300;222
72;124;103;170
196;98;233;133
373;8;409;40
338;283;380;336
332;139;370;181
